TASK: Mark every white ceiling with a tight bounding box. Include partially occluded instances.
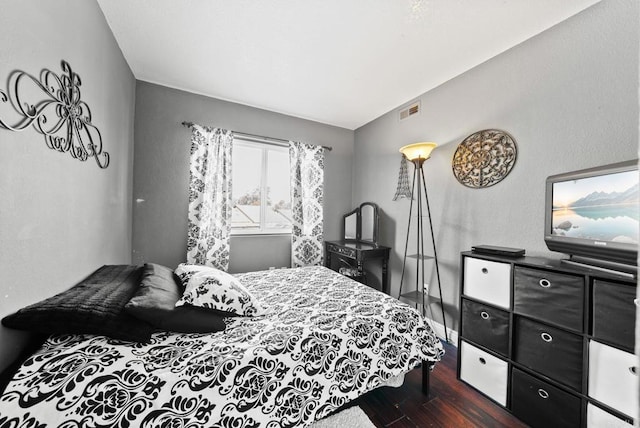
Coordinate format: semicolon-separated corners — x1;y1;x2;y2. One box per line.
97;0;601;130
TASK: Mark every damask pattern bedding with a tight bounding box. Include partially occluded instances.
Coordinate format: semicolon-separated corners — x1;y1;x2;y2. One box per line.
0;266;443;427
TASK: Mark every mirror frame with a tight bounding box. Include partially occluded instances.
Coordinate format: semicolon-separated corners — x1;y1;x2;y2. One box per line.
342;202;379;246
359;202;379;245
342;207;360;241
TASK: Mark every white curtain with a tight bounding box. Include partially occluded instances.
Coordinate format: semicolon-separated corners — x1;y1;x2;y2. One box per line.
186;125;233;270
289;141;325;267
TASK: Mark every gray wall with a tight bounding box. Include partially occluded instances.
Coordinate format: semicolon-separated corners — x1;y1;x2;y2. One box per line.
352;0;639;335
0;0;136;372
132;82;354;272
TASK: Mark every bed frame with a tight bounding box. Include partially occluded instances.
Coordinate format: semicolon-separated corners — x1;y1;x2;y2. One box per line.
422;360;433;395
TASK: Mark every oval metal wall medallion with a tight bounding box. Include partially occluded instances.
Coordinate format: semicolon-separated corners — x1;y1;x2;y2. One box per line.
452;129;517;188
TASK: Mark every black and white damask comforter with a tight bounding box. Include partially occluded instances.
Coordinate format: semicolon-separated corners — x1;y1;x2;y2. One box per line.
0;266;443;427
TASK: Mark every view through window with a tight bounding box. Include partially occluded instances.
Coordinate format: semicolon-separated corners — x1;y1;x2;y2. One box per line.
231;139;292;234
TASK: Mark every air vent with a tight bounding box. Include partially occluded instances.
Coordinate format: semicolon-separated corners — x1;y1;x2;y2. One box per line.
399;100;421;121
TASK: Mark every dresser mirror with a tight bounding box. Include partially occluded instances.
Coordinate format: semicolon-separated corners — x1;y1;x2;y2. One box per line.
360;202;378;244
344;208;359;240
342;202;379;246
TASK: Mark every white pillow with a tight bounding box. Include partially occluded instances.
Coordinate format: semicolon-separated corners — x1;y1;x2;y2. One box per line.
174;263;215;288
175;265;264;317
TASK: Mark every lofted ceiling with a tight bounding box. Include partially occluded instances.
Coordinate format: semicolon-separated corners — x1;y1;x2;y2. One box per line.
97;0;601;130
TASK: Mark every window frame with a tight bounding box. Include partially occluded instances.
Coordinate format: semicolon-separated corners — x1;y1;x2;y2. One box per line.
231;138;292;236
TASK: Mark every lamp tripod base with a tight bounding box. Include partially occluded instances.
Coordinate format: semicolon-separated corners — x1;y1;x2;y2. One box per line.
397;162;449;343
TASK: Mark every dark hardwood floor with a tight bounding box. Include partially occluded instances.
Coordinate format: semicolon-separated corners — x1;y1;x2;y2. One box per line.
354;341;527;428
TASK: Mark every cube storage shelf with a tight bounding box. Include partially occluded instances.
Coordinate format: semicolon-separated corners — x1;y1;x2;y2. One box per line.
457;251;638;428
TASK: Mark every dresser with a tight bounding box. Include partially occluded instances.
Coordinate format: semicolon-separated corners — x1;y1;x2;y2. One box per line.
324;240;390;294
457;251;638;427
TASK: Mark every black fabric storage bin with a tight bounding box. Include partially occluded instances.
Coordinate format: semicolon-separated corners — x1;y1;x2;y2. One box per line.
514;317;583;391
513;267;584;332
511;367;581;428
592;280;636;351
461;298;510;356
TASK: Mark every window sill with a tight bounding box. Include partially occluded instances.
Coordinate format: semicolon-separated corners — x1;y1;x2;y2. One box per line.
231;232;292;237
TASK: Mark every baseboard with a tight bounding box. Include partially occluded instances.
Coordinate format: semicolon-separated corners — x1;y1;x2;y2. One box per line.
429;320;458;346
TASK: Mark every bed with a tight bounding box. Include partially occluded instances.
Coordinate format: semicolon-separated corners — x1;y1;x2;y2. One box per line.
0;263;443;427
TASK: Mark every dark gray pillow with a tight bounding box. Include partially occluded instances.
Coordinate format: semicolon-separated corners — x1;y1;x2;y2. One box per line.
125;263;182;317
2;265;154;342
125;263;228;333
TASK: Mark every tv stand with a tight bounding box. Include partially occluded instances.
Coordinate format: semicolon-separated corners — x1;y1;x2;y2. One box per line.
562;256;637;279
457;251;638;427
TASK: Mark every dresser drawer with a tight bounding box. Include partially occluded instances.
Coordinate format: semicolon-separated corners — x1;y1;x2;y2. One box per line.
592;280;636;351
326;242;357;258
461;298;510;356
459;341;508;406
463;257;511;309
587;403;634;428
514;317;583;391
513;267;584;332
511;367;582;428
588;340;639;419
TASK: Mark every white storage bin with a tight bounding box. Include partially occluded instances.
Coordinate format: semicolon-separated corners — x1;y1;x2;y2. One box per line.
587;403;633;427
459;340;508;406
588;340;639;420
463;257;511;309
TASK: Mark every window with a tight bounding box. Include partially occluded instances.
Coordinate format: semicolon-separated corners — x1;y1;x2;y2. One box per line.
231;138;292;234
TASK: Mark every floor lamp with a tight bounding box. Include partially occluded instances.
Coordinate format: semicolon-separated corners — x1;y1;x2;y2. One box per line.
398;142;449;343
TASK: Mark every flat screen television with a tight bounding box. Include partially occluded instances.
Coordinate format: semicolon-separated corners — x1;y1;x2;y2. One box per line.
544;159;639;275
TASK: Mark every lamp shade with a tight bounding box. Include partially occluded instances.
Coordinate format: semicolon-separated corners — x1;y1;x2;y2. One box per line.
399;142;437;162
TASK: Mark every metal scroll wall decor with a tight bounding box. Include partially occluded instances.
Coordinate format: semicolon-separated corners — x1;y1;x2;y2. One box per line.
0;60;109;168
452;129;517;188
